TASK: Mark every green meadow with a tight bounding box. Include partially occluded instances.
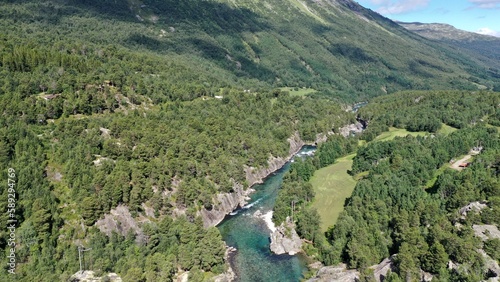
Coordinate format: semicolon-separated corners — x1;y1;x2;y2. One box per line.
437;123;458;135
310;154;357;232
311;127;429;231
279;87;317;97
374;127;428;142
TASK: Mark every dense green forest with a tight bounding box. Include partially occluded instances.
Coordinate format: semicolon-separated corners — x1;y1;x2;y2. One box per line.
272;90;500;281
0;88;356;280
1;0;499;104
358;90;500;141
329;125;499;281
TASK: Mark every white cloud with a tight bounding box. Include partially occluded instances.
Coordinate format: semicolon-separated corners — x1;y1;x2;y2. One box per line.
364;0;430;15
468;0;500;9
475;27;500;37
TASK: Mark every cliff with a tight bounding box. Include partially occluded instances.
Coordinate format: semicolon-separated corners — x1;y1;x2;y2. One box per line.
244;132;305;187
201;132;304;227
199;183;253;228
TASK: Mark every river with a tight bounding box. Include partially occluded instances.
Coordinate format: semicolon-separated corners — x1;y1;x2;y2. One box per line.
217;146;316;282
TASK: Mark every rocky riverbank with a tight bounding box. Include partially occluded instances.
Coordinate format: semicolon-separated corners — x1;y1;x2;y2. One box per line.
201;132;305;227
269;219;303;255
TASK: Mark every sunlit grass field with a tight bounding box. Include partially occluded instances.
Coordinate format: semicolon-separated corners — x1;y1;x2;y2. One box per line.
374;127;427;142
310;154;357;232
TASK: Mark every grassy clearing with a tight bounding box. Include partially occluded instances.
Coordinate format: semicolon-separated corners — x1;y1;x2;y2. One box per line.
279;87;317;97
486;123;500;133
353;170;369;181
424;163;450;189
374;127;427;142
358;140;367;146
310;154;357;232
437;123;458;135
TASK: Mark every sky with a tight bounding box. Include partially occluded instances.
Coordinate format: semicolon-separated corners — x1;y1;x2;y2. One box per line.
355;0;500;37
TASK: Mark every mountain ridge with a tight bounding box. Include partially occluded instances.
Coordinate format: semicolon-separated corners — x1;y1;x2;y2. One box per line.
398;20;500;74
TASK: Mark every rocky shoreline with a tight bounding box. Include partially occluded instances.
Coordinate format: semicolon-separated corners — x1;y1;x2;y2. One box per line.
212;245;238;282
205;123;361;281
269;219;303;255
200;132;306;227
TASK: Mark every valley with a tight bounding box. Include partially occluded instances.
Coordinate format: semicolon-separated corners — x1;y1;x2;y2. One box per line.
0;0;499;281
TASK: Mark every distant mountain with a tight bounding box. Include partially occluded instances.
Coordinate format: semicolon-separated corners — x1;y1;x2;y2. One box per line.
398;21;500;78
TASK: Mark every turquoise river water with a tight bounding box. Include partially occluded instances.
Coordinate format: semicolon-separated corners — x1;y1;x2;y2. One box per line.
217;146;316;282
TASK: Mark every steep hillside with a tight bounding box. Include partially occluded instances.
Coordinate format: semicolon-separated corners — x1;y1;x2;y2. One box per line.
398;21;500;79
1;0;499;103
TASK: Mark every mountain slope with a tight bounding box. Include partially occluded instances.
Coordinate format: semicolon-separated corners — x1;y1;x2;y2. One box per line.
2;0;499;102
398;21;500;79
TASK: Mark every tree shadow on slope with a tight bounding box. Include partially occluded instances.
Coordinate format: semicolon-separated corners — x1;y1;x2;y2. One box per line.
64;0;135;21
142;0;269;35
123;1;275;82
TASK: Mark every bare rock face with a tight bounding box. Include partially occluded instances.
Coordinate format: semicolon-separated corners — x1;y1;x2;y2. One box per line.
69;271;122;282
473;224;500;241
307;256;434;282
202;132;304;228
95;205;146;244
200;183;253;228
307;263;359;282
459;201;488;217
174;272;189;282
314;131;336;144
270;221;302;255
370;256;396;282
420;270;434;282
339;122;364;137
478;249;500;280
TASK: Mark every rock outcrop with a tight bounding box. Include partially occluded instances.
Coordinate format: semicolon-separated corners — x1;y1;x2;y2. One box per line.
307;256;434;282
307;263;360;282
478;249;500;280
69;271;122;282
370;256;396;282
459;201;488;217
339;122;364;137
270;220;302;255
95;205;146;244
199;183;253;227
473;224;500;241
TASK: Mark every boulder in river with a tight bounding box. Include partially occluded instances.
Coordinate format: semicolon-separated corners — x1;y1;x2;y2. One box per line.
270;219;302;255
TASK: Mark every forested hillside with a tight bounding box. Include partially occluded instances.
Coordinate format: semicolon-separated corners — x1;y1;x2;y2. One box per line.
398;21;500;73
272;90;500;281
1;0;499;104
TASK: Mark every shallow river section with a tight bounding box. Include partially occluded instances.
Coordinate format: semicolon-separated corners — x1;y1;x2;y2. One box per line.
217;146;316;282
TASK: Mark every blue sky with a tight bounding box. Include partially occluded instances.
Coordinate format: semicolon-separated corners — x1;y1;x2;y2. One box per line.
356;0;500;37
